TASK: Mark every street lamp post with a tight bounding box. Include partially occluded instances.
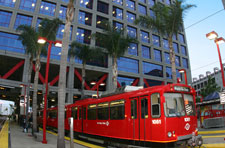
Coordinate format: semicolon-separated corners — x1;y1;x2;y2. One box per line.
178;69;187;85
90;81;105;98
37;37;62;144
206;31;225;88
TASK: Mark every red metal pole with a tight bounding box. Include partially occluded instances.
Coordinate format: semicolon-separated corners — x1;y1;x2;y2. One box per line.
97;84;99;98
216;43;225;88
184;70;187;85
42;41;53;144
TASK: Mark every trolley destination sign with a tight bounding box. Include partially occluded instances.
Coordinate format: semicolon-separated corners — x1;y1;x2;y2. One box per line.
174;86;190;92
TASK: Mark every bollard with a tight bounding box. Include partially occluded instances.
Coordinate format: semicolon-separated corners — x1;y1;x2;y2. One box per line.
68;117;74;148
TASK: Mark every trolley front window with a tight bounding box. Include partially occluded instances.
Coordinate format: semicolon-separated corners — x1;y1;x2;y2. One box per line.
164;93;185;117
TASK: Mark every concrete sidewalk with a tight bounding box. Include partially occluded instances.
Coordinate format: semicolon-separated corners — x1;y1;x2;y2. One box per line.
10;122;102;148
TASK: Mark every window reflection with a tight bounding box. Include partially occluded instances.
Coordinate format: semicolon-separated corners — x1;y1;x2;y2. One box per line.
76;28;91;44
126;12;136;23
128;43;138;56
126;0;135;10
14;14;32;29
127;26;137;38
59;5;67;20
39;1;56;16
19;0;36;12
118;57;139;74
140;30;149;43
0;0;16;7
143;62;163;77
113;7;123;20
142;45;150;59
0;11;12;27
80;0;93;9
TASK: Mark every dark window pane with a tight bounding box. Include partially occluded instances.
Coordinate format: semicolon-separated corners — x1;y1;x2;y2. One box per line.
59;5;67;20
113;7;123;20
166;67;172;79
96;15;108;29
164;52;170;64
126;0;135;10
118;57;139;74
127;26;137;38
173;42;179;53
0;0;15;7
80;0;93;9
0;10;12;27
14;14;32;29
128;43;138;56
76;28;91;44
179;33;185;43
118;76;135;86
141;98;148;119
97;102;109;120
181;45;187;56
113;21;123;30
138;4;147;15
143;62;163;77
152;34;160;47
39;1;56;16
110;100;125;120
141;30;150;43
154;49;162;62
87;104;97;120
78;11;92;26
142;45;150;59
126;12;136;23
19;0;37;12
113;0;123;5
97;1;108;14
151;93;160;118
182;58;189;68
131;99;137;119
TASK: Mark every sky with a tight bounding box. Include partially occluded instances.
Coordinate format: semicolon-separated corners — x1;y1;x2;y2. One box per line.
183;0;225;80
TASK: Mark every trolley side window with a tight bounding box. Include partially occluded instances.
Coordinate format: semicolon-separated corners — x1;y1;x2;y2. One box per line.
72;107;78;119
141;98;148;119
151;93;161;118
88;104;97;120
79;107;82;119
184;94;196;116
97;102;109;120
48;110;57;119
131;99;137;119
83;107;86;119
110;99;125;120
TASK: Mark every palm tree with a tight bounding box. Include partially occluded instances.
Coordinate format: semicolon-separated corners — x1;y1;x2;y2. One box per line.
69;41;103;98
135;0;195;83
92;21;137;92
33;18;62;134
16;25;43;134
57;0;74;147
17;18;62;135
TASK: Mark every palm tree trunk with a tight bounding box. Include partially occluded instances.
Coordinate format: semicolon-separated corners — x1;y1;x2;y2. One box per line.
32;51;41;134
81;62;86;99
57;1;74;148
169;37;176;83
112;56;118;92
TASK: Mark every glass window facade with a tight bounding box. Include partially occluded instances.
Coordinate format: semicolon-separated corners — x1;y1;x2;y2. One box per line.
80;0;93;9
139;0;146;3
113;0;123;5
166;67;172;79
97;1;109;14
141;30;149;43
138;4;147;15
163;39;169;50
142;45;150;59
126;0;135;10
128;43;138;56
19;0;37;12
50;45;61;60
0;11;12;27
113;21;123;30
179;33;185;43
78;11;92;26
164;52;170;64
14;14;32;29
182;58;188;68
173;33;177;40
152;34;160;47
59;5;67;20
173;42;179;53
181;45;187;56
57;24;72;40
154;49;162;62
144;79;163;87
148;0;155;7
118;57;139;74
0;0;16;7
143;62;163;77
36;18;42;30
39;1;56;16
149;9;155;18
175;55;180;66
126;12;136;23
0;32;24;53
76;28;91;44
118;76;135;86
113;7;123;20
62;0;69;2
165;0;171;5
127;26;137;38
96;15;108;29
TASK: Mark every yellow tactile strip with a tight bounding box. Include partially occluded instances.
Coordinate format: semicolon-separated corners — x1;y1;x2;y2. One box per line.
0;120;9;148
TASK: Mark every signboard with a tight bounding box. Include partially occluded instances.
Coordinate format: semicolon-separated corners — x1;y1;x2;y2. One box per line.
174;86;190;92
219;91;225;104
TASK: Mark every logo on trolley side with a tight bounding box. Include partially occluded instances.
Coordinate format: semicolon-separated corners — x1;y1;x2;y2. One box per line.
97;121;109;126
152;119;161;124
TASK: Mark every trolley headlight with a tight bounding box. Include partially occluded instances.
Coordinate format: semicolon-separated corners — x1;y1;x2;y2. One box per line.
167;132;172;137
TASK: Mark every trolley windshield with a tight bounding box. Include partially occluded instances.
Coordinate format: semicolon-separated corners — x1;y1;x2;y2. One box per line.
164;93;196;117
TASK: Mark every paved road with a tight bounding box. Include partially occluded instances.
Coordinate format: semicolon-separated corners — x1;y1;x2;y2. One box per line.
10;122;102;148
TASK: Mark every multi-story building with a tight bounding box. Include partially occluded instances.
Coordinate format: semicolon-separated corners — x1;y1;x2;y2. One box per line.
192;67;224;96
0;0;191;107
